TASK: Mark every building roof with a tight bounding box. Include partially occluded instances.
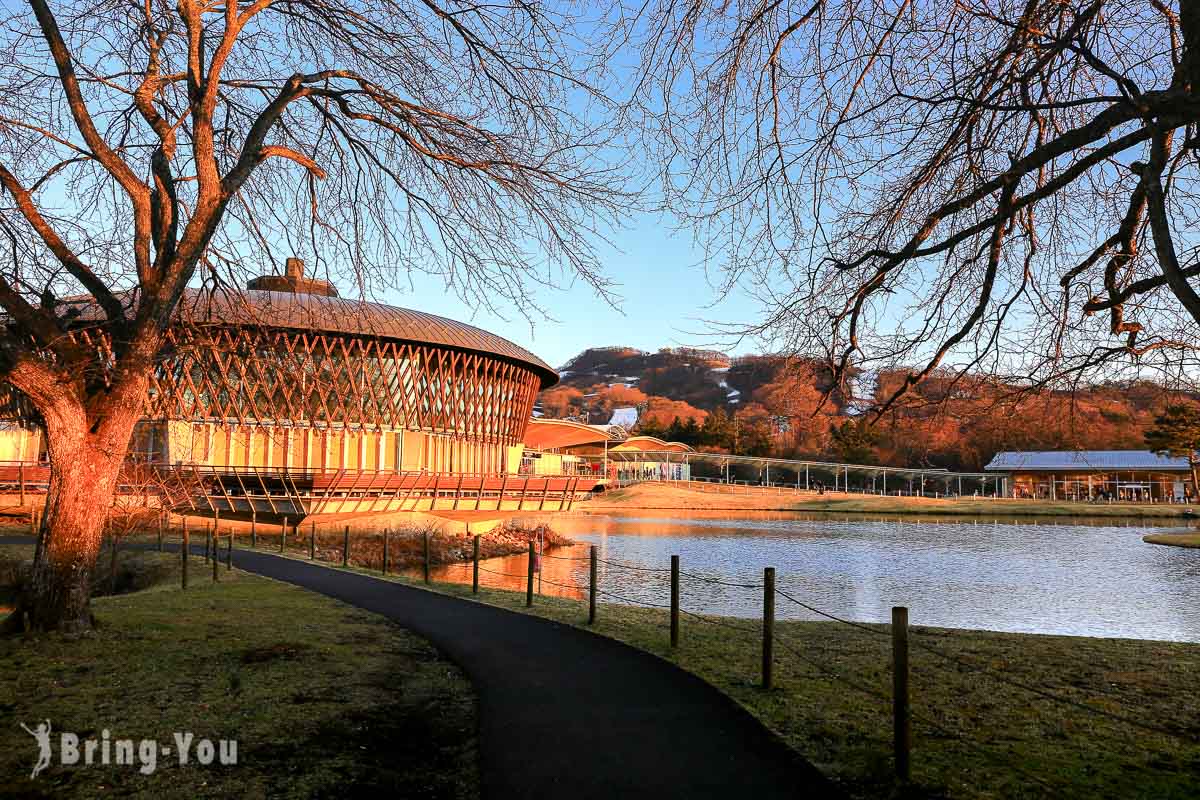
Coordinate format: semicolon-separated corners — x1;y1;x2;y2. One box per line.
611;436;694;453
985;450;1192;472
66;286;559;389
523;418;617;450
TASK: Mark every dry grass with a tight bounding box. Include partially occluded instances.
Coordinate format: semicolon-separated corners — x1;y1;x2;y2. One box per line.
586;483;1197;519
1143;533;1200;548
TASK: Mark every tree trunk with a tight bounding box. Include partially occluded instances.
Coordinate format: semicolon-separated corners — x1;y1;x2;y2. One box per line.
5;407;140;634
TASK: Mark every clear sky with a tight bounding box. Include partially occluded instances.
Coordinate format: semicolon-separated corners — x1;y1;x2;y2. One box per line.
374;210;761;370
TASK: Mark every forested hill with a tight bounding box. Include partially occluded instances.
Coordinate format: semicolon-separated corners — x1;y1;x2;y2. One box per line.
538;347;1186;472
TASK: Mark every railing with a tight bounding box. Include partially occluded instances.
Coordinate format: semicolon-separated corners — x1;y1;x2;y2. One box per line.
0;460;601;515
151;463;599;516
605;475;1004;499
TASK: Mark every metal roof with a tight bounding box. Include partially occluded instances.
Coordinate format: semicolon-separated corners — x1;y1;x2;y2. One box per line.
523;418;616;450
984;450;1191;472
65;287;559;388
612;436;694;453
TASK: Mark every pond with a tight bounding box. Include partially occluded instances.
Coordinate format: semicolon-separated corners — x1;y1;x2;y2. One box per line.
429;511;1200;642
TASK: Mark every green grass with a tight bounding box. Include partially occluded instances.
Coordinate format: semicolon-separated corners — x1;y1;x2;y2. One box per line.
0;544;477;800
254;544;1200;800
431;585;1200;800
1143;532;1200;548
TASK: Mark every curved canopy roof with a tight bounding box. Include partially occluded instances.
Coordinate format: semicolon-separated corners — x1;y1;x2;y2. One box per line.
611;436;694;453
68;287;559;389
523;418;617;450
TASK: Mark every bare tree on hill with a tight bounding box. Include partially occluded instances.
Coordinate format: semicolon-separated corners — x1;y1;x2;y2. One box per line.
0;0;625;632
633;0;1200;412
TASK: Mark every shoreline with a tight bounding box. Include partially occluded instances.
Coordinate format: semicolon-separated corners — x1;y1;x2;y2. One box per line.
421;571;1200;800
580;483;1200;520
1143;532;1200;548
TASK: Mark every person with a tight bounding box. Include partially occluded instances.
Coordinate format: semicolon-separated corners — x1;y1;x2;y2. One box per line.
20;719;52;780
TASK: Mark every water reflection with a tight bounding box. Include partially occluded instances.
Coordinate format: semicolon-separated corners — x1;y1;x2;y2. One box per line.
431;511;1200;642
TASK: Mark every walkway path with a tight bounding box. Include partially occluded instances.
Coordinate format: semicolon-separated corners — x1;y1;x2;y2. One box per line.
5;537;840;799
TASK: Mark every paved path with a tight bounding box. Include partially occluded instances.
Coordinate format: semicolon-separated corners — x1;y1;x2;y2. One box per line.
4;537;840;799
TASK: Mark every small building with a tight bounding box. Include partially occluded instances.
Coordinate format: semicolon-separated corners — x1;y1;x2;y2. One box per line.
984;450;1195;502
519;418;619;477
608;436;694;482
517;422;694;482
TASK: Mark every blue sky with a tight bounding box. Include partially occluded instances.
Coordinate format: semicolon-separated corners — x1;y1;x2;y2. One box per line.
375;211;760;370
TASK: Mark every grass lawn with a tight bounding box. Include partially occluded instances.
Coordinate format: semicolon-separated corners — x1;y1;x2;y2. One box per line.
1143;533;1200;548
431;584;1200;800
257;543;1200;800
0;544;477;800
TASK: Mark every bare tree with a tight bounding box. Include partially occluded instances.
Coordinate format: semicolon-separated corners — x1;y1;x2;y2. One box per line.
0;0;625;632
633;0;1200;412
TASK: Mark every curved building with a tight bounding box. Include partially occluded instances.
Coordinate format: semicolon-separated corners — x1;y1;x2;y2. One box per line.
144;264;554;477
0;260;593;517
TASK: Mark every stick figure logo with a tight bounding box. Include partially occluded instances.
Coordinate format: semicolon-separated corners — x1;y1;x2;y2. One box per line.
19;719;52;779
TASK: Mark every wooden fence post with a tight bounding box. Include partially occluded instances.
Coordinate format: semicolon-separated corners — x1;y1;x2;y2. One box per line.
205;524;212;563
383;529;390;575
343;525;350;567
892;606;911;783
226;528;233;570
310;522;316;560
588;545;597;625
670;555;680;648
250;511;257;549
423;531;430;584
762;567;775;690
181;518;189;590
212;532;219;583
280;516;288;553
472;534;480;594
525;540;535;607
157;513;164;552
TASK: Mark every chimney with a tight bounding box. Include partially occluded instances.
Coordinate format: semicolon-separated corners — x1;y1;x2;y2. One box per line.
285;257;304;281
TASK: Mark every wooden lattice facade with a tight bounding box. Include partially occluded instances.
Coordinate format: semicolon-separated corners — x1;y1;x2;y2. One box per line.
0;264;593;514
150;328;542;442
136;327;544;476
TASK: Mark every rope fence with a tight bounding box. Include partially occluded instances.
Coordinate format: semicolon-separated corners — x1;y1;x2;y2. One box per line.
461;536;1197;794
138;510;1195;795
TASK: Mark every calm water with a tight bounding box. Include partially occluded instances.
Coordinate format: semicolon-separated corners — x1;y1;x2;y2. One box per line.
429;511;1200;642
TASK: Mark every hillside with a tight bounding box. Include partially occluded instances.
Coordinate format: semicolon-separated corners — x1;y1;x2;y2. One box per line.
537;346;1187;472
